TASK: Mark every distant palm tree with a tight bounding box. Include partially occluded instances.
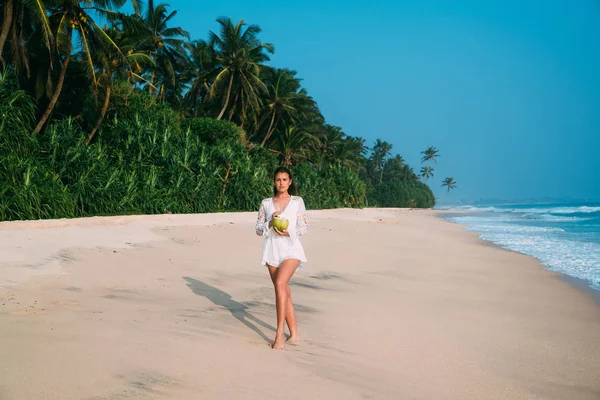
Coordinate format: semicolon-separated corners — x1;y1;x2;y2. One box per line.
335;135;367;172
420;166;434;181
371;139;392;183
441;177;457;193
311;124;343;167
420;146;440;164
310;125;366;172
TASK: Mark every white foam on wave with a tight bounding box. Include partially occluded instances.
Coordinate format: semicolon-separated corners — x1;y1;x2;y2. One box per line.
448;215;600;290
442;205;498;212
449;216;566;234
549;206;600;214
529;213;591;222
450;205;600;216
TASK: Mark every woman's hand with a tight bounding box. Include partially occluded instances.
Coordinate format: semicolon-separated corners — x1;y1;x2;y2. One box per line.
273;227;289;237
269;211;280;229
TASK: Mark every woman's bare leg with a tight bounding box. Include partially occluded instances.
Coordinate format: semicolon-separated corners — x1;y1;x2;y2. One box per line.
267;265;299;341
271;259;300;349
285;283;299;342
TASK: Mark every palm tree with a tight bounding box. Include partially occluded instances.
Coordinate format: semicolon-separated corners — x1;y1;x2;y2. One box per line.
33;0;126;134
208;17;274;121
335;135;367;172
381;154;406;182
0;0;15;62
402;164;417;181
255;68;308;146
183;39;218;117
128;0;189;97
311;125;366;172
420;145;440;164
420;165;434;181
270;126;316;167
371;139;392;183
0;0;53;75
311;124;343;167
0;0;14;61
85;24;153;144
441;177;457;193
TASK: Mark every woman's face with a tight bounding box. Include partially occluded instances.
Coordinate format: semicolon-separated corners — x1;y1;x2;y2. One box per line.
274;172;292;194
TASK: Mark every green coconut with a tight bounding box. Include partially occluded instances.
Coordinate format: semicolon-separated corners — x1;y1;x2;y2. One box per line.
272;217;289;231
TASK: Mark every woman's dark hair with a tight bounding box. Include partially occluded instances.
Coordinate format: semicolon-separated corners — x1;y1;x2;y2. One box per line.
273;166;298;196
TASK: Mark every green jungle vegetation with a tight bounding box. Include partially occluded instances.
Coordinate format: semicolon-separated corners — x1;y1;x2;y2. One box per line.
0;0;456;221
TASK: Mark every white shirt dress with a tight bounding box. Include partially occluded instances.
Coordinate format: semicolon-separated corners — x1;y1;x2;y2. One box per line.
255;196;308;268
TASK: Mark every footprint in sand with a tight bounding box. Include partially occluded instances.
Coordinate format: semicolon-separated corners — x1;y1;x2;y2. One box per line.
51;299;80;307
11;310;45;316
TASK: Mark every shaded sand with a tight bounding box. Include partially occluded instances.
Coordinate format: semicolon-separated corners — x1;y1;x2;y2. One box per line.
0;209;599;399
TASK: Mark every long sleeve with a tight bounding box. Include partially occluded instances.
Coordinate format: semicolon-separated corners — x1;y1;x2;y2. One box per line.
255;199;270;236
295;197;308;237
285;197;308;246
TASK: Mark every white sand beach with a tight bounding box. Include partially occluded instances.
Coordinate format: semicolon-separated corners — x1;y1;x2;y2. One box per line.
0;209;599;399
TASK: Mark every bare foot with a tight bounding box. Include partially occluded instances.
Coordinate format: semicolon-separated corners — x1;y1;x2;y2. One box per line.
286;334;300;342
272;332;286;350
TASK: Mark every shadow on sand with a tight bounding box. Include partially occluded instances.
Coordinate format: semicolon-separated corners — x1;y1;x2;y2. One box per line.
183;277;275;344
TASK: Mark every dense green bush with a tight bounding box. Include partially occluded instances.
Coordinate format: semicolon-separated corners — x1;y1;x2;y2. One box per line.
0;154;76;221
0;70;76;220
293;163;367;209
367;180;435;208
182;117;245;145
0;71;435;222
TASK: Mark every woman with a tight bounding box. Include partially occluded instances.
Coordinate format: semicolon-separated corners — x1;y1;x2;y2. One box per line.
255;167;308;350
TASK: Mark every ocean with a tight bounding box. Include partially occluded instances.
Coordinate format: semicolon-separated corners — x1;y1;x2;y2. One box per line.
437;202;600;291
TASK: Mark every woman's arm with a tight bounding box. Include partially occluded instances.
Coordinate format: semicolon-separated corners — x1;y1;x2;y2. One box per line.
255;200;271;236
295;197;308;237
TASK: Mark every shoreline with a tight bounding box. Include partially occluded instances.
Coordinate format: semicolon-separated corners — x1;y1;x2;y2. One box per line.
3;207;599;306
3;207;600;304
1;208;599;399
434;210;600;307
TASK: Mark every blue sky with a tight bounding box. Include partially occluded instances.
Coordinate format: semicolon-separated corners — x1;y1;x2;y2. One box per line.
126;0;600;201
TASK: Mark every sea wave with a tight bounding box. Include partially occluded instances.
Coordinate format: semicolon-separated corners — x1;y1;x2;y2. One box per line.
525;213;591;222
449;217;565;233
443;205;600;217
445;210;600;291
474;230;600;290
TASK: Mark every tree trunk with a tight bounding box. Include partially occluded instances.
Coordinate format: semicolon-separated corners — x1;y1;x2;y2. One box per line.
217;163;238;209
33;29;72;134
149;71;155;95
194;86;201;117
253;111;269;135
227;92;239;121
0;0;14;61
86;80;111;144
13;3;31;78
158;83;164;102
216;73;234;120
260;110;277;146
